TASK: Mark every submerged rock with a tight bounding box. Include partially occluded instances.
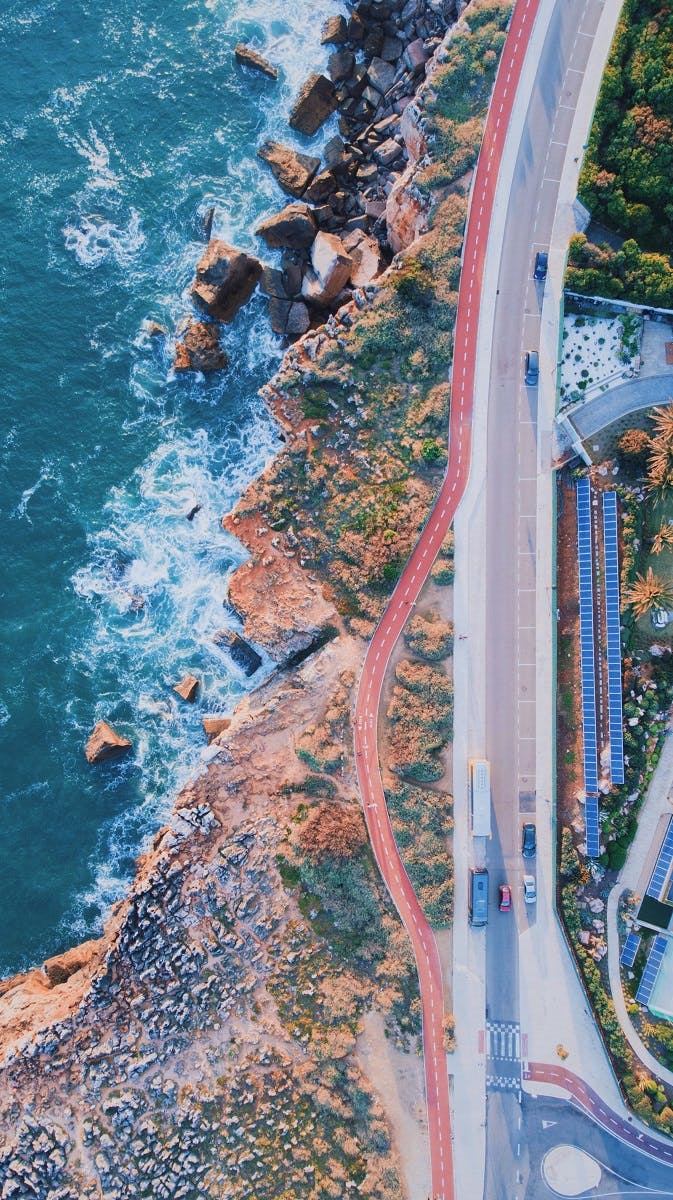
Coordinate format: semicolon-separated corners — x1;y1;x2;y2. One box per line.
234;43;278;79
174;675;200;702
255;203;317;250
289;74;338;136
173;320;228;373
214;629;263;677
257;141;321;198
191;239;263;323
85;721;132;765
301;231;353;305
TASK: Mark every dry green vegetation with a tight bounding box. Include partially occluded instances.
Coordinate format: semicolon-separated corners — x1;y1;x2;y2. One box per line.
238;0;512;638
387;783;454;926
403;610;454;659
569;0;673;305
387;659;453;783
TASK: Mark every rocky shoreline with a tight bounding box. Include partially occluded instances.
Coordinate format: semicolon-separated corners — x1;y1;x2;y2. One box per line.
0;2;475;1194
174;0;458;364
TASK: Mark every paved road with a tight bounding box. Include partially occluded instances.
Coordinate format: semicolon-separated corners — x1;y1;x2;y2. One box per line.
527;1063;673;1166
522;1093;673;1198
479;0;607;1195
352;0;543;1194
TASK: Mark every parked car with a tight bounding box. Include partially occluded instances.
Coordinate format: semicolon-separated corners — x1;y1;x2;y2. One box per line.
499;884;512;912
522;822;536;858
524;350;539;385
533;250;548;280
523;874;537;904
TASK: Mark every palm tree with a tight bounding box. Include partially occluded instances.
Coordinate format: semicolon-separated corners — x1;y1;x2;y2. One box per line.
626;567;673;619
646;443;673;498
650;404;673;444
652;522;673;554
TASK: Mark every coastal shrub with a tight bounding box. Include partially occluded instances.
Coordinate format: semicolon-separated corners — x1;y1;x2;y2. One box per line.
403;611;454;660
386;783;454;926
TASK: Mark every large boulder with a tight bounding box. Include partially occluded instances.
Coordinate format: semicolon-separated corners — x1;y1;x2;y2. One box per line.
321;14;349;44
85;721;132;765
255;203;317;250
342;229;382;287
214;629;263;676
289;74;338;137
234;43;278;79
191;239;263;322
302;231;353;305
367;57;396;96
174;674;200;702
257;141;321;198
202;716;231;744
268;297;311;337
385;163;430;253
173;320;228;373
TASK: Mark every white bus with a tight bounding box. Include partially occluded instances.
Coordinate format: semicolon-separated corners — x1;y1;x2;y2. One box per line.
469;758;491;838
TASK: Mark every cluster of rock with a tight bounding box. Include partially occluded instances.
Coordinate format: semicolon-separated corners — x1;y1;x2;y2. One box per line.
0;642;404;1199
174;0;456;366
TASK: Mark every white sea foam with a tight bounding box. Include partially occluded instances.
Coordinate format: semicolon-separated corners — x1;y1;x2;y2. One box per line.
10;458;57;522
63;207;145;269
0;700;10;727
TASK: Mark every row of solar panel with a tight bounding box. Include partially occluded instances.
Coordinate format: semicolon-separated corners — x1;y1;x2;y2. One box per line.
636;935;668;1005
602;492;625;785
585;795;600;859
620;931;641;968
646;817;673;900
576;480;600;817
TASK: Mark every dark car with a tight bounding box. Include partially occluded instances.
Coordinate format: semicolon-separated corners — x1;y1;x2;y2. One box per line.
533;250;548;280
522;822;536;858
524;350;539;386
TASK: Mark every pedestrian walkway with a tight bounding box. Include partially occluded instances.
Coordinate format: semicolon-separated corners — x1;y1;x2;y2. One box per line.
485;1020;522;1092
565;373;673;443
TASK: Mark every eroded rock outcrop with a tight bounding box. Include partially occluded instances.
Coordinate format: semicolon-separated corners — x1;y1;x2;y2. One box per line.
191;239;263;322
301;231;353;305
234;43;278;79
173;674;200;702
85;721;132;765
255;203;317;250
173;319;228;373
289;73;338;136
257;141;321;198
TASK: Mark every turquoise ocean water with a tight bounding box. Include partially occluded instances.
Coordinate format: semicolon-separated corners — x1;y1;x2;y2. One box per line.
0;0;344;975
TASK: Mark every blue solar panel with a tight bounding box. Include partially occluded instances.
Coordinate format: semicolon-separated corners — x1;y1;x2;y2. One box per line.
603;492;624;785
636;935;668;1005
585;794;600;858
620;931;641;967
576;479;599;797
646;818;673;899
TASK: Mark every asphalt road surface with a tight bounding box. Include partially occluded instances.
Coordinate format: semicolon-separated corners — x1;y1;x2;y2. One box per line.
522;1093;673;1198
482;0;608;1196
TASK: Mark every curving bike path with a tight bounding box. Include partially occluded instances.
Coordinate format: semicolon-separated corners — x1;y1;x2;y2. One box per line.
526;1062;673;1164
353;0;542;1195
